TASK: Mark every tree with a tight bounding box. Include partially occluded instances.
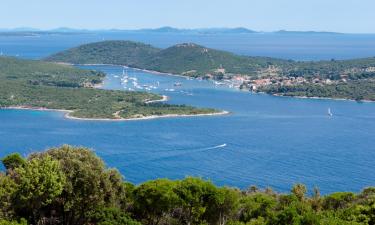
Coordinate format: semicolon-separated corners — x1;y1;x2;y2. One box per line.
174;177;218;225
14;156;66;224
132;179;179;225
310;187;322;212
0;174;17;219
0;219;27;225
291;184;307;202
239;193;277;223
29;145;127;225
206;187;240;225
90;207;141;225
322;192;356;210
1;154;25;171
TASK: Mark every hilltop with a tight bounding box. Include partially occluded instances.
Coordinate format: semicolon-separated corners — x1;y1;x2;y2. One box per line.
45;40;160;66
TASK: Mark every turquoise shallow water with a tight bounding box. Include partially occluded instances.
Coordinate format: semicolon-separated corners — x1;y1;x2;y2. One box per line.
0;33;375;193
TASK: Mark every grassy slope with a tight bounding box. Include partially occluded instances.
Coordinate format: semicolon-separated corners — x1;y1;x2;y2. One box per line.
0;56;218;119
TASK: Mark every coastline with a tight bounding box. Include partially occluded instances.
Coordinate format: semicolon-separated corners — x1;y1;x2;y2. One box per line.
59;62;193;79
145;95;169;103
271;93;375;103
65;110;230;122
1;104;229;122
58;62;375;103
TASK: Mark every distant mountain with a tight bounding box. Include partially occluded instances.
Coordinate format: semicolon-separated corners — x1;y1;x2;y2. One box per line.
49;27;90;33
139;26;256;34
0;27;353;35
275;30;342;35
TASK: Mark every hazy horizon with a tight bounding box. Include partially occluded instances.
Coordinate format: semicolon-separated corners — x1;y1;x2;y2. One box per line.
1;26;374;35
2;0;375;33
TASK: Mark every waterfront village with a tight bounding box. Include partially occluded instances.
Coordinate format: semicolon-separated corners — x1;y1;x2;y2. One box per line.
204;65;375;91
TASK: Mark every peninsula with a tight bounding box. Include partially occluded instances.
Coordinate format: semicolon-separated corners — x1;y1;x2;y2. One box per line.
46;40;375;101
0;56;220;120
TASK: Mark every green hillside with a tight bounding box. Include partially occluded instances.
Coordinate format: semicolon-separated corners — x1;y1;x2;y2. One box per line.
46;40;160;66
45;40;375;79
139;43;289;75
0;56;218;119
45;41;291;76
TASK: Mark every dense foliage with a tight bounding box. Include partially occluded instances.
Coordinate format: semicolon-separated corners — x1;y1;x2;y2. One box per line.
1;146;375;225
45;41;375;79
0;56;217;119
45;41;291;76
258;80;375;101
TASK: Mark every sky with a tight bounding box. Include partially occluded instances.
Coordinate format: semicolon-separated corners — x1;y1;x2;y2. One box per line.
1;0;375;33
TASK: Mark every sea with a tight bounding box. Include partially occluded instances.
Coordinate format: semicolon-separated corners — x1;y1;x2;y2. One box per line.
0;31;375;194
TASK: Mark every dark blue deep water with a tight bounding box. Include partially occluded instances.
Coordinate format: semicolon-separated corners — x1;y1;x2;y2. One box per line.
0;32;375;194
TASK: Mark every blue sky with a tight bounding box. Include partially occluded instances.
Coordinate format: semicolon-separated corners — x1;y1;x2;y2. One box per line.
2;0;375;33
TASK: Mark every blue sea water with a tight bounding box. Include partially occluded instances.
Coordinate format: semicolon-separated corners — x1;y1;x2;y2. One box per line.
0;32;375;194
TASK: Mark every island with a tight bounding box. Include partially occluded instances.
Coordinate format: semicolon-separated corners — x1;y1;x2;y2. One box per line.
46;40;375;101
0;56;222;120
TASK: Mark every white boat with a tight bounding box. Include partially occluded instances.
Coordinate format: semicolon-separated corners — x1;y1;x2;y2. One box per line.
174;82;182;87
328;108;333;117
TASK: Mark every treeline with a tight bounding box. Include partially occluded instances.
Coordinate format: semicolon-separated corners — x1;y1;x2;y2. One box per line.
44;41;293;77
259;80;375;101
45;40;375;80
0;56;105;88
1;146;374;225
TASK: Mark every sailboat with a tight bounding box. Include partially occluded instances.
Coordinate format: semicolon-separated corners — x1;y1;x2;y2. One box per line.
328;108;333;117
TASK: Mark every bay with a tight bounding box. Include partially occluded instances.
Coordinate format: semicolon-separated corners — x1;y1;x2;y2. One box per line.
0;32;375;193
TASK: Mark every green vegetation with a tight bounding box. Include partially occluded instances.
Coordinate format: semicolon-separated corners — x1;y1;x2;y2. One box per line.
0;56;218;119
45;41;160;67
45;41;291;77
45;40;375;80
258;80;375;101
1;145;375;225
46;41;375;101
0;56;104;87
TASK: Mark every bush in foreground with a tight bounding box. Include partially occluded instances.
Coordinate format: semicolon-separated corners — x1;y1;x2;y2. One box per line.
1;145;375;225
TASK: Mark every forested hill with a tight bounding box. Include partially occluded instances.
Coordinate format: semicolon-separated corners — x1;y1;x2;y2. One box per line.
46;40;375;79
45;41;292;76
45;40;160;66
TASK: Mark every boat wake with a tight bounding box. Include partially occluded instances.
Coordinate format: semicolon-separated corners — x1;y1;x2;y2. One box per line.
122;143;228;166
204;143;227;150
